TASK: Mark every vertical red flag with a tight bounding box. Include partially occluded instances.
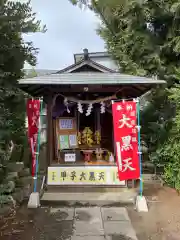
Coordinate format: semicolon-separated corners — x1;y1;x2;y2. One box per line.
112;101;140;181
26;99;40;177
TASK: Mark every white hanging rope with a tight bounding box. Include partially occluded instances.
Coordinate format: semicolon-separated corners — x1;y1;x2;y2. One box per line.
51;93;117;110
51;89;152;112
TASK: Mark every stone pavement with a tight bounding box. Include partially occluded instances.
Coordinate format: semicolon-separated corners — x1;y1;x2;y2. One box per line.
49;207;138;240
0;206;138;240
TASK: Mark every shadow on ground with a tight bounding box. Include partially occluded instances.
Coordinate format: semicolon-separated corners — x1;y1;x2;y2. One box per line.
110;235;134;240
0;206;74;240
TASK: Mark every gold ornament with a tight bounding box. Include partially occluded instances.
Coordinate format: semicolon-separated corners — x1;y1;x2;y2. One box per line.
77;132;82;145
105;151;111;161
82;127;94;147
95;148;104;161
94;131;101;144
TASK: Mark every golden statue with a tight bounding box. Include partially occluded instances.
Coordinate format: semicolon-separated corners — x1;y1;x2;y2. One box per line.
82;127;94;147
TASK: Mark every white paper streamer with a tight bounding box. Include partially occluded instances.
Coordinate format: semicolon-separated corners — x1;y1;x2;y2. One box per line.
77;102;83;113
86;103;93;116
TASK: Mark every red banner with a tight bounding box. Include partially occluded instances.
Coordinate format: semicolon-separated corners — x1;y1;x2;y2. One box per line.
112;101;140;181
26;99;40;177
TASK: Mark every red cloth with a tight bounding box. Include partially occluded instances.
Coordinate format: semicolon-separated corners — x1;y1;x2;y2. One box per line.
26;99;40;177
112;101;140;181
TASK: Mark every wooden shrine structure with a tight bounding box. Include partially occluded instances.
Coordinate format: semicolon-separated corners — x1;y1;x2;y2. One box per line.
19;50;166;187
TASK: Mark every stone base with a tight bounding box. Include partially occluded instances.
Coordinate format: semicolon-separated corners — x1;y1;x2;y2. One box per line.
136;195;148;212
41;189;137;206
27;192;40;208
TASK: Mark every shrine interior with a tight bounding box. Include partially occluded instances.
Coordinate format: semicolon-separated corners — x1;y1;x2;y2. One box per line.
52;93;115;166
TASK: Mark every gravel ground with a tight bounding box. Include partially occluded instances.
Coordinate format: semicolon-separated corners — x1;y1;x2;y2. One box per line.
128;185;180;240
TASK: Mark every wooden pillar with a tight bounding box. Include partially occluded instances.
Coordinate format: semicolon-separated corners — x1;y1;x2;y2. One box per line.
47;94;53;166
97;107;101;133
75;107;79;132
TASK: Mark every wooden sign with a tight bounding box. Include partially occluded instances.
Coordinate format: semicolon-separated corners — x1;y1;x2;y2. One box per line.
64;153;76;162
59;119;73;130
56;118;77;150
59;135;69;149
69;134;77;147
48;166;126;186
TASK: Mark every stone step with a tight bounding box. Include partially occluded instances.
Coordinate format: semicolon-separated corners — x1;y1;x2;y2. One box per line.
142;174;158;180
45;185;130;193
141;174;163;186
41;188;137;206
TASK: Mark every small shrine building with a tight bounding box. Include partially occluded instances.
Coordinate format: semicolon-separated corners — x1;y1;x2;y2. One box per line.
19;49;165;188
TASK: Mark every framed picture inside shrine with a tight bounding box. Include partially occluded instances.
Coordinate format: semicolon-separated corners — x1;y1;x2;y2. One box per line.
56;117;78;150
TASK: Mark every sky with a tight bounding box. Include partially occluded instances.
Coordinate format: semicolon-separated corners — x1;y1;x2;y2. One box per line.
23;0;105;70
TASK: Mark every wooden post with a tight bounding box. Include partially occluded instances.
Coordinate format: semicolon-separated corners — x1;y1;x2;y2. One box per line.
96;106;101;133
53;120;58;162
111;109;116;157
75;107;79;132
47;94;53;166
77;110;80;132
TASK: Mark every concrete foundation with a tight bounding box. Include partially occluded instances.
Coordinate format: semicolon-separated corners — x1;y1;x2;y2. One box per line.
136;195;148;212
41;188;137;206
28;192;40;208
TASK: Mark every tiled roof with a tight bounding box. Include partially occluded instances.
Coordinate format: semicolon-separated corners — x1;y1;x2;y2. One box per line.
24;69;57;77
19;72;166;85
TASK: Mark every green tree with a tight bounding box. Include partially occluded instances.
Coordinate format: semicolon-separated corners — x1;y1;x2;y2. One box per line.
95;0;180;164
155;82;180;192
0;0;45;180
25;68;38;78
70;0;180;81
70;0;180;180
